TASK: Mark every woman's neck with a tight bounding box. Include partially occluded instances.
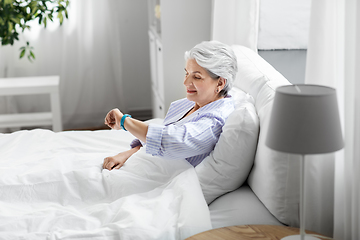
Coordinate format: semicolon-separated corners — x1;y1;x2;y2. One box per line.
182;96;224;120
195;96;224;109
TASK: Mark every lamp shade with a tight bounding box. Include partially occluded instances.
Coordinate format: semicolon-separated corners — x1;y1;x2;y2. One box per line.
266;84;344;154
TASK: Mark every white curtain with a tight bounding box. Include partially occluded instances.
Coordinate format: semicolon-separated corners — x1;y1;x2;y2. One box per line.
305;0;360;239
0;0;125;130
211;0;259;52
257;0;311;50
334;0;360;239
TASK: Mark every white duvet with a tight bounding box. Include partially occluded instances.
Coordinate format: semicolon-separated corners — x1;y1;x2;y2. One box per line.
0;129;212;240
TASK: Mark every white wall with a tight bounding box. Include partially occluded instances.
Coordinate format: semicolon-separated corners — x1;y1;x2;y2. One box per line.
258;0;311;50
259;50;307;85
257;0;310;85
118;0;152;113
117;0;308;116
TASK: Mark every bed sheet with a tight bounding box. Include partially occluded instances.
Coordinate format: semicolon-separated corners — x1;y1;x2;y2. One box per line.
209;185;283;229
0;129;211;240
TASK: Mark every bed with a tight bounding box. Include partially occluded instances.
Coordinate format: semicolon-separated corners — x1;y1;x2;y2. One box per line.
0;45;301;239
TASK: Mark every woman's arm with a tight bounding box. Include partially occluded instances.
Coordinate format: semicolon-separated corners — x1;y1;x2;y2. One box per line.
123;117;148;143
103;145;141;170
104;108;148;143
146;115;224;160
103;109;147;171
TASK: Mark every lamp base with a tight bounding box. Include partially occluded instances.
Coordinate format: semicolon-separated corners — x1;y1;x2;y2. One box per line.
281;235;322;240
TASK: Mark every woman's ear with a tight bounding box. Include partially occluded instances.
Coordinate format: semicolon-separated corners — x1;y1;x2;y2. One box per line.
218;77;226;91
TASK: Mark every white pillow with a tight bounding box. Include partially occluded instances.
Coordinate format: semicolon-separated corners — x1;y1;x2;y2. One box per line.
195;88;259;204
231;45;300;227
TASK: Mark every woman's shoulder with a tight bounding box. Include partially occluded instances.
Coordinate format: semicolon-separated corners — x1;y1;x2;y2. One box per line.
190;97;234;126
171;97;232;109
201;96;234;115
166;97;234;123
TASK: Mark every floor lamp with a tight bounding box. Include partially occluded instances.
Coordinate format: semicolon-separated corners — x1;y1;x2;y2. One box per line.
266;85;344;240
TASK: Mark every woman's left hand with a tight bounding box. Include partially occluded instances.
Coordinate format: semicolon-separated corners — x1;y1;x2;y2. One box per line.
104;108;123;130
103;145;141;170
103;152;128;170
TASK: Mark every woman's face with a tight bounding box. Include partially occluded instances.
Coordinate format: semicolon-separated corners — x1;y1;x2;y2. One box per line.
184;59;224;108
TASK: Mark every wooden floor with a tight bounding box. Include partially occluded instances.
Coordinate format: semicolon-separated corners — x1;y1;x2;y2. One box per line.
63;126;110;131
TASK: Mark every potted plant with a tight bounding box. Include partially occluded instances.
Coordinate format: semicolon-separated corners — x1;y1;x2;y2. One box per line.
0;0;69;61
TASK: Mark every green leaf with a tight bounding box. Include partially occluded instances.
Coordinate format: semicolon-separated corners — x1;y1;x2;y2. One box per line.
31;7;38;15
17;14;25;21
30;51;35;60
38;15;43;24
10;18;20;24
20;49;26;58
43;16;47;28
4;0;12;6
29;1;38;9
58;12;63;24
8;22;13;33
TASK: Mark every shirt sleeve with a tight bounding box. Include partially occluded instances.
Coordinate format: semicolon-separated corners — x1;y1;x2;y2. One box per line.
130;138;144;148
145;115;224;160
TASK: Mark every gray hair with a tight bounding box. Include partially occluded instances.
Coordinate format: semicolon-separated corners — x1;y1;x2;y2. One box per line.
184;41;238;97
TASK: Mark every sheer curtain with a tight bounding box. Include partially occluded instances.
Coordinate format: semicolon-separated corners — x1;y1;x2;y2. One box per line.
0;0;125;130
211;0;259;52
305;0;360;239
334;0;360;239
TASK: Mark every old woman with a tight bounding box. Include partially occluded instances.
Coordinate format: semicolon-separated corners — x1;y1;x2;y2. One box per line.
103;40;237;170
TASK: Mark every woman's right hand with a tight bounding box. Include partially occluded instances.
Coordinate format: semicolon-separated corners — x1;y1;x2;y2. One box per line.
105;108;149;143
104;108;123;130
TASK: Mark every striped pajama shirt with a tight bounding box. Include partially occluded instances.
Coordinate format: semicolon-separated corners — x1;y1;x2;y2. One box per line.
131;97;234;167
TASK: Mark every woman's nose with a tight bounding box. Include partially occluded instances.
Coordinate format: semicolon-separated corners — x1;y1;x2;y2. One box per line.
184;75;191;86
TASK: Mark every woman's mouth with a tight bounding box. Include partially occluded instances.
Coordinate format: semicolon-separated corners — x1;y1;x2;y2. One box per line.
187;89;197;94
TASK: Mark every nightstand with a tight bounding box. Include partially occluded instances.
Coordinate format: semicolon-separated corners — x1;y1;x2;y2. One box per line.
0;75;62;132
186;225;332;240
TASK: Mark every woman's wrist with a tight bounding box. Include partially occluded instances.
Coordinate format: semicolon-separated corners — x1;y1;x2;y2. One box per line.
122;117;148;143
121;114;132;131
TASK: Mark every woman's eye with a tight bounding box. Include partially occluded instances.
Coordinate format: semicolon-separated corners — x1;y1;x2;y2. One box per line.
194;76;201;80
184;68;189;76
